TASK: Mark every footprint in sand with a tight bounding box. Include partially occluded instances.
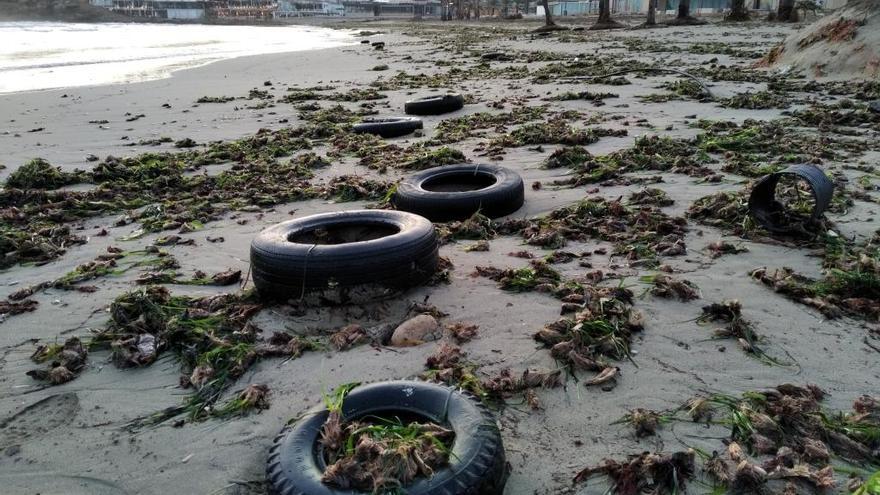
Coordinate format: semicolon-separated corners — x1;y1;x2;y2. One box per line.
0;393;80;449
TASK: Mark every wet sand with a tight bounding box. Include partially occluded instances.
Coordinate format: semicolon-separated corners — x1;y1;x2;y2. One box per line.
0;17;878;495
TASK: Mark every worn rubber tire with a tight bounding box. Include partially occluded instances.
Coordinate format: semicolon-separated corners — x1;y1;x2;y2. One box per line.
404;94;465;116
250;210;439;299
352;117;423;138
392;164;525;222
266;381;507;495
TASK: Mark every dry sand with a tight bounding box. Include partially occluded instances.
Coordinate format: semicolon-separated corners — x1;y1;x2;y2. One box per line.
0;16;878;495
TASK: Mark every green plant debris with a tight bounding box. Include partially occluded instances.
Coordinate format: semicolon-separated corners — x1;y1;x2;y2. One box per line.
706;240;749;258
687;190;756;236
506;197;687;267
490;119;625;149
628;188;673;207
429;106;548;145
852;470;880;495
554;135;715;187
685;384;878;468
318;395;455;492
613;408;675;437
6;158;84;190
698;300;787;365
638;79;710;103
0;121;397;268
84;286;321;425
717;91;791;110
616;384;877;494
547;91;618;105
211;383;270;418
438;211;496;242
196;95;236;103
370;65;530;90
751;241;880;321
641;273;699;301
474;260;562;292
26;336;87;385
574;451;695;493
422;342;560;408
542;146;593;169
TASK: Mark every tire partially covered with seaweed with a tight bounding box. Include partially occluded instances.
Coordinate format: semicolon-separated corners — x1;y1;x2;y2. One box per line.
266;381;507;494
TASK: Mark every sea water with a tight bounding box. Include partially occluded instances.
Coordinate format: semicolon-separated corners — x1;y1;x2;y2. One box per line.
0;21;356;94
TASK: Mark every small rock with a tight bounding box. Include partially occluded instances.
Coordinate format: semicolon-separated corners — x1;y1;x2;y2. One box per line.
390;315;440;347
85;154;99;162
5;445;20;456
868;100;880;114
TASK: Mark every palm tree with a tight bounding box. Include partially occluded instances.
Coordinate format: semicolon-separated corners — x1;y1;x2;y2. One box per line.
589;0;626;29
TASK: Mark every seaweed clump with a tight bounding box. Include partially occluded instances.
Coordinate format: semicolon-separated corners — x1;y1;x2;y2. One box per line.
317;383;455;492
6;158;83;190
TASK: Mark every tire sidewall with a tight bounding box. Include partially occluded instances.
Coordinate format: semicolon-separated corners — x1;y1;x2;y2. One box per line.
266;381;506;495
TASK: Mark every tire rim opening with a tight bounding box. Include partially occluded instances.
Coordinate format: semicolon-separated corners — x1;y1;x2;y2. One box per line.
422;171;497;192
288;222;400;245
316;408;453;470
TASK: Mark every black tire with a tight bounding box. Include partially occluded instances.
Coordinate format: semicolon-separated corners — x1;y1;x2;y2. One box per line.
352;117;423;138
404;94;465;116
266;381;507;495
250;210;439;299
393;164;525;222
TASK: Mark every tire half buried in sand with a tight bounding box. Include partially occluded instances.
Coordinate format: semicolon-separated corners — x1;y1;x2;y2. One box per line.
250;210;439;299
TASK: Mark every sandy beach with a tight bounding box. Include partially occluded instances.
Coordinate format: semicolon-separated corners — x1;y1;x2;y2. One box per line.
0;15;878;495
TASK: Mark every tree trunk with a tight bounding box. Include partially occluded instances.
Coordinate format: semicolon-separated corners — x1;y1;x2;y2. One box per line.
542;0;555;25
598;0;611;23
677;0;691;19
501;0;508;15
726;0;750;20
776;0;798;21
646;0;656;24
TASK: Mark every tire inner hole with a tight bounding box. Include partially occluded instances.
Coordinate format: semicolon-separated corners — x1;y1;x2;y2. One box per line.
317;409;450;469
422;172;497;192
288;222;400;245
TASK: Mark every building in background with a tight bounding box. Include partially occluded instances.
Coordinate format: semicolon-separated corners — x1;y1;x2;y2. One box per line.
89;0;207;18
90;0;438;16
274;0;344;16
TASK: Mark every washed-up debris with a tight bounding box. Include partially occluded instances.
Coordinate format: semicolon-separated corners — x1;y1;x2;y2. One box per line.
614;408;670;438
5;158;84;190
330;324;368;351
445;322;479;343
707;241;749;258
82;286;311;425
542;146;592;169
642;273;700;301
628;188;674;207
573;450;695;494
317;383;453;492
211;384;270;418
463;240;490;252
423;342;560;408
752;264;879;321
0;299;38;317
506;197;687;268
474;260;562;293
698;300;785;364
27;337;87;385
